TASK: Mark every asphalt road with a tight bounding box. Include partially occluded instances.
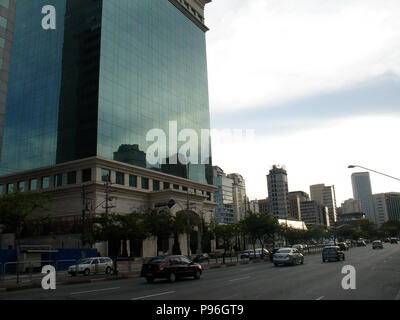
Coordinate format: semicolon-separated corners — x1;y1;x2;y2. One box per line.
1;244;400;300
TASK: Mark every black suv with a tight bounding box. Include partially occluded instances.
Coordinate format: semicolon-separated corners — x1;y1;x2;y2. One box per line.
322;246;345;262
141;255;202;283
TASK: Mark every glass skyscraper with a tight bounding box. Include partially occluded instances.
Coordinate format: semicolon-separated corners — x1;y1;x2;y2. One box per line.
0;0;212;185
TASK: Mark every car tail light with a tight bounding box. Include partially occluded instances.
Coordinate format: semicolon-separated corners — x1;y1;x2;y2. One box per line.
158;264;165;271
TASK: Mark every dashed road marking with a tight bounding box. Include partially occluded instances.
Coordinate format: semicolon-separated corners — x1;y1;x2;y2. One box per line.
71;286;120;295
131;291;176;300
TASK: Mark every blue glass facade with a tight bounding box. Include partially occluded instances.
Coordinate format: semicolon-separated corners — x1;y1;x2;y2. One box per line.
0;0;66;175
0;0;212;185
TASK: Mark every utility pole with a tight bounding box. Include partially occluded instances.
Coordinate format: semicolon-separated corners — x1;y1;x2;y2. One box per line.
81;184;93;258
103;178;116;215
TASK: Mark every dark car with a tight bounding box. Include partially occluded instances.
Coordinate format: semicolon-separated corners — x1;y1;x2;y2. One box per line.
390;238;398;244
322;246;345;262
372;240;383;249
141;255;202;283
356;240;367;247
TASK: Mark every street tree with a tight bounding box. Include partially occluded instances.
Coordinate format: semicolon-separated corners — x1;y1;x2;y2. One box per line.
0;190;51;283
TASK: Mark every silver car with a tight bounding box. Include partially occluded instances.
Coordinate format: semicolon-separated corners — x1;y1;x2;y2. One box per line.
273;248;304;266
68;257;114;276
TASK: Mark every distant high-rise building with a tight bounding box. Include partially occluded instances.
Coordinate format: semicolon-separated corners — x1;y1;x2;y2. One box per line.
300;200;330;228
310;184;338;226
288;191;310;221
212;166;235;224
341;199;362;214
258;198;270;213
351;172;375;224
372;193;400;227
0;0;16;162
267;165;290;220
227;173;247;222
249;200;259;214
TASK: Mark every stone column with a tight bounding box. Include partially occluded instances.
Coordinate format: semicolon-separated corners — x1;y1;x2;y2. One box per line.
179;233;190;256
142;236;158;258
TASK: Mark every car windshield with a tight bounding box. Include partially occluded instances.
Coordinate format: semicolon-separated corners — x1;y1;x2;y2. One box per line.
277;249;291;253
78;259;92;264
323;248;337;253
148;257;167;263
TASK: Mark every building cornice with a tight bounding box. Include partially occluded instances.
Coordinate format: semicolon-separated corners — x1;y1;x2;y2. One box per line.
168;0;210;32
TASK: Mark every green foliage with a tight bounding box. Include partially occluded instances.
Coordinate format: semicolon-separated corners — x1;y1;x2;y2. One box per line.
92;212;147;244
0;190;51;238
380;220;400;237
214;223;236;256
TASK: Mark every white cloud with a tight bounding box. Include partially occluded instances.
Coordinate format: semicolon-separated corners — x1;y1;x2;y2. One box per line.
211;115;400;205
206;0;400;113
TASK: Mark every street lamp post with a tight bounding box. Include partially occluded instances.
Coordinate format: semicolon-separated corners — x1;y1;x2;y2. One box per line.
348;164;400;228
348;165;400;182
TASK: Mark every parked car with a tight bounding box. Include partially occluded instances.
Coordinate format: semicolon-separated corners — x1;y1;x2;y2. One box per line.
384;238;391;243
68;257;114;276
322;246;345;262
390;237;398;244
337;242;349;251
141;255;202;283
356;240;367;247
241;248;269;259
372;240;384;249
273;248;304;266
193;253;210;263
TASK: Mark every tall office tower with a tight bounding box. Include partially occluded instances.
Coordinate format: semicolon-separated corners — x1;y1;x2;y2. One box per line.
0;0;216;256
288;191;310;220
212;166;235;224
0;0;212;185
351;172;376;224
0;0;16;161
310;184;338;226
372;193;400;227
227;173;247;222
267;165;290;220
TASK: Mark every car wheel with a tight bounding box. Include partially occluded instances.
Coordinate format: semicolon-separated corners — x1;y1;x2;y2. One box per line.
301;258;304;265
194;270;201;280
105;267;112;275
84;269;90;276
146;277;154;283
168;272;176;283
343;255;345;261
274;263;279;267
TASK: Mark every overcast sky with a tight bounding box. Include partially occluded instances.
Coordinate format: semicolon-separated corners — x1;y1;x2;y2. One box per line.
205;0;400;205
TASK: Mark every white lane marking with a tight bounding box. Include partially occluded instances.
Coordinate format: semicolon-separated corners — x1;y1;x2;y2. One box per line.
229;276;251;282
71;287;120;295
316;296;325;300
131;291;176;300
